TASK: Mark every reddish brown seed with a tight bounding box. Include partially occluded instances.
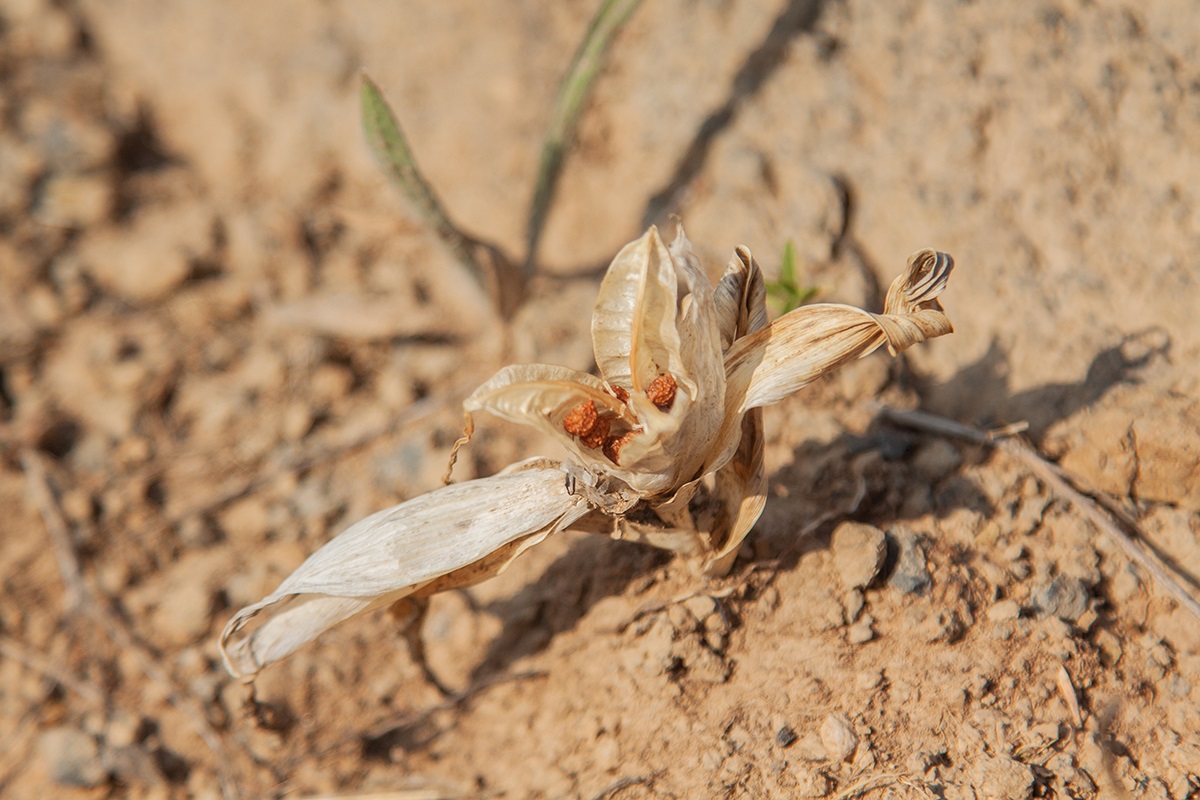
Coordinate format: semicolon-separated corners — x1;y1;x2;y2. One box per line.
645;373;677;411
564;400;612;450
563;401;598;437
579;415;612;449
611;385;630;404
602;431;638;465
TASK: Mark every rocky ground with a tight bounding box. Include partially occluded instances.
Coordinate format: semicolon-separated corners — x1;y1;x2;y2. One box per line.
2;0;1199;798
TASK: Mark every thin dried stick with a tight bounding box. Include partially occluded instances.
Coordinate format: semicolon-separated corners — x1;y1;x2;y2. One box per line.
875;404;1200;622
20;451;85;612
22;449;243;800
832;773;939;800
588;775;651;800
318;669;550;757
0;635;107;707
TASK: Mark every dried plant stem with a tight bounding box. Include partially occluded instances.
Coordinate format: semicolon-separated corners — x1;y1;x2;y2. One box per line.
22;449;242;800
832;773;940;800
20;451;85;612
524;0;643;274
0;635;106;707
874;404;1200;622
588;775;652;800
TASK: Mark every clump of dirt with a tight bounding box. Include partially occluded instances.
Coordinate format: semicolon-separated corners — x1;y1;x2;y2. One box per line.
2;1;1199;798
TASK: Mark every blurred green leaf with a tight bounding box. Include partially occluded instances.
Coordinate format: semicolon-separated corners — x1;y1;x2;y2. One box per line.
360;73;488;290
765;239;819;315
524;0;643;275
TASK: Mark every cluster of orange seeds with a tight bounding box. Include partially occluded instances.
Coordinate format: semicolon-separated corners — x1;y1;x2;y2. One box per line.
562;373;677;465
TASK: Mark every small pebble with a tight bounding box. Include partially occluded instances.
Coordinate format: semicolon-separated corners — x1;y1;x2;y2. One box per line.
1032;575;1091;623
1091;628;1121;665
819;713;858;762
856;669;884;690
40;727;108;788
886;529;931;595
847;616;875;644
831;522;887;589
987;599;1021;622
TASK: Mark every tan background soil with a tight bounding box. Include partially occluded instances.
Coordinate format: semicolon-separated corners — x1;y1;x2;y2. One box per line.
2;0;1199;798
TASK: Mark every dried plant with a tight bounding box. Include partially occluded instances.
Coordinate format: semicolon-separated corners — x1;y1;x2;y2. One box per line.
220;226;953;679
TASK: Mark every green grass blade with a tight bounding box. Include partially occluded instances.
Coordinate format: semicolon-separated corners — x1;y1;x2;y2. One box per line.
360;73;487;290
524;0;643;276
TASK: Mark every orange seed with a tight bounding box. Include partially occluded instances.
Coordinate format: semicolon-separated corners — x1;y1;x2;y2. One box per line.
563;401;598;437
645;373;677;411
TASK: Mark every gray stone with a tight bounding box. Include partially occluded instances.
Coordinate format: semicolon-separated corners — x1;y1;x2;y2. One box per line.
1032;574;1091;623
40;727;108;788
886;529;931;595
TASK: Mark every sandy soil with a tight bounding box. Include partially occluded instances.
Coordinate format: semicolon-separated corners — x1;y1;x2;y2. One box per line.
2;0;1199;798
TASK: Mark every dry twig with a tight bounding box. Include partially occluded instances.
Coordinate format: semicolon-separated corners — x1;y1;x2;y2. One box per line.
588;775;651;800
21;451;86;612
875;404;1200;622
0;635;107;707
832;772;940;799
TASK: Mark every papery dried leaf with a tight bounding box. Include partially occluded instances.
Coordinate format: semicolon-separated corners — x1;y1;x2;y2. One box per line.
704;245;770;576
449;363;641;484
703;407;767;576
220;463;586;678
713;245;769;350
591;226;681;394
609;228;725;493
725;249;954;413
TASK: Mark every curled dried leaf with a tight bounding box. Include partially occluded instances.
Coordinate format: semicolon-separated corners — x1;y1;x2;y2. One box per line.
724;249;954;414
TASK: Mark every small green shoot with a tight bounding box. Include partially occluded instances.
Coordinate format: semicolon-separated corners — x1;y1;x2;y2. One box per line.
765;240;818;315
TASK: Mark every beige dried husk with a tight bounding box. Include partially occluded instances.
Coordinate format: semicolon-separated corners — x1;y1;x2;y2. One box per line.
220;225;953;679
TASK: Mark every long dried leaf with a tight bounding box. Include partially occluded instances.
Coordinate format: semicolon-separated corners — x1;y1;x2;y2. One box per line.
220;463;585;678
